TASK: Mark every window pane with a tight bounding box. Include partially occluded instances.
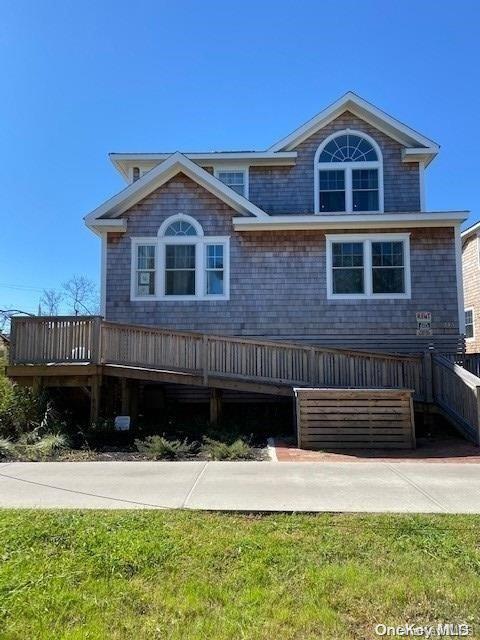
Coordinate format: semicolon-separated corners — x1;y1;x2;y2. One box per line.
320;191;345;212
352;169;378;190
319;170;345;190
206;245;224;269
372;242;404;267
207;271;224;295
372;268;405;293
137;245;155;270
333;268;364;294
165;245;196;269
137;271;155;296
165;270;195;296
352;190;378;211
465;310;474;338
332;243;364;268
319;135;378;162
164;221;197;236
218;171;245;196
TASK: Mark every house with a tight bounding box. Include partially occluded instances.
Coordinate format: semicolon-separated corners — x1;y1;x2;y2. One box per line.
85;92;466;354
7;93;478;446
461;222;480;352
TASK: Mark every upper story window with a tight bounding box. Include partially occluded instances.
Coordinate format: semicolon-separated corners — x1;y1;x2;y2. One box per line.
214;168;248;198
314;131;384;214
131;214;230;301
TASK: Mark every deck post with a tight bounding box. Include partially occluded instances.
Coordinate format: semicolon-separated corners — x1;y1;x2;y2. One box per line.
423;349;434;404
32;376;43;395
89;375;102;425
120;377;130;415
91;316;103;364
209;388;222;426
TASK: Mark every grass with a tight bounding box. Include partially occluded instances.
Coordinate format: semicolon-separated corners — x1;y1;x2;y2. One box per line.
0;512;479;639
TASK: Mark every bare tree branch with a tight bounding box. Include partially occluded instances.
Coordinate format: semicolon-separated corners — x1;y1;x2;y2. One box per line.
62;275;99;316
40;289;63;315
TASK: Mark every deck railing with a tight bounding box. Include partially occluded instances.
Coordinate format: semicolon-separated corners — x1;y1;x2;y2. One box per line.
9;316;426;399
432;353;480;443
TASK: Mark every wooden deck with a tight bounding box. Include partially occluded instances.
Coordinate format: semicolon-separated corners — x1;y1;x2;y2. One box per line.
5;316;480;444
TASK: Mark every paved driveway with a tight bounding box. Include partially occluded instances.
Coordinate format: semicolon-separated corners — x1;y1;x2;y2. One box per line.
1;460;480;513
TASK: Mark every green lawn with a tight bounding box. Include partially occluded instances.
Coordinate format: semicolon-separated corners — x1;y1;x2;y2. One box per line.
0;511;479;639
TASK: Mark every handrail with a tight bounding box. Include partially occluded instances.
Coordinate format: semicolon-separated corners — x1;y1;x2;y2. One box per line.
432;353;480;443
9;316;426;399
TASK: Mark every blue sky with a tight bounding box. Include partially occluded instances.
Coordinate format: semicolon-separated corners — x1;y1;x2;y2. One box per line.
1;0;479;314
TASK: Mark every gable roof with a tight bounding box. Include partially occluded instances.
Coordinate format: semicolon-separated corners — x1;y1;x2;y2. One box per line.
461;220;480;243
85;152;268;232
268;92;439;164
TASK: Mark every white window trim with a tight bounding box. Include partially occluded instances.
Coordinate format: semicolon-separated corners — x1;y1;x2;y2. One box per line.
214;166;249;199
314;130;384;215
130;214;230;302
477;235;480;269
326;233;411;300
465;307;475;341
130;238;158;301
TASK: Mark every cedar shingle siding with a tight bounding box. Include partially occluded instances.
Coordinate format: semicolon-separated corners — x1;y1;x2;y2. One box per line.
249;112;420;214
106;172;459;353
462;235;480;352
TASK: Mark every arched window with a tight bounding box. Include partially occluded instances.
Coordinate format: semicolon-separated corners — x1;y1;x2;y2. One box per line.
314;130;383;214
131;214;230;301
164;220;198;236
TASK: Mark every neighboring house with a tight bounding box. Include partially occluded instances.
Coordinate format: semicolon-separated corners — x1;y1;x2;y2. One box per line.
461;222;480;352
85;92;467;353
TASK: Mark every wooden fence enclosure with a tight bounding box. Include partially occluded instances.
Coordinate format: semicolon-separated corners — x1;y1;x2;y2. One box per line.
295;388;416;449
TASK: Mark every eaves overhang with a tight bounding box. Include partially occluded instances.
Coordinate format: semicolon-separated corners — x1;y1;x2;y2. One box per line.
232;211;468;232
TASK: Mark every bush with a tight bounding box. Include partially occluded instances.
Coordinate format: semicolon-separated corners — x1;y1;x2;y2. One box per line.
0;385;48;440
15;432;69;461
0;437;14;459
134;435;198;460
201;437;256;461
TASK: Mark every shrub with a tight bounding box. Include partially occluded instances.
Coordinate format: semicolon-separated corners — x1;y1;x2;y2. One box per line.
0;385;48;439
0;437;14;459
201;437;256;461
134;436;198;460
15;432;69;461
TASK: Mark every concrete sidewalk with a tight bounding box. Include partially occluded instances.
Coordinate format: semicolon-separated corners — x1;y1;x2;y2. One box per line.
0;460;480;513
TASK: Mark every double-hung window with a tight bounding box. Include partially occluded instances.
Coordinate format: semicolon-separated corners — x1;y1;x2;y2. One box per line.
215;169;248;197
465;309;474;339
315;131;383;214
327;234;410;299
133;242;156;298
131;215;230;301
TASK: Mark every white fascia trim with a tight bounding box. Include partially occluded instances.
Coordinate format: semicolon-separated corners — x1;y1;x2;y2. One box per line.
268;92;440;156
461;220;480;241
326;232;411;300
100;233;107;318
402;148;437;166
87;219;128;236
455;224;466;334
85;152;268;230
232;211;468;231
110;151;298;179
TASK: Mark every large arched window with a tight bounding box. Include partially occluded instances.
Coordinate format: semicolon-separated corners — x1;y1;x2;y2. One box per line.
314;130;383;214
131;214;230;301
